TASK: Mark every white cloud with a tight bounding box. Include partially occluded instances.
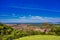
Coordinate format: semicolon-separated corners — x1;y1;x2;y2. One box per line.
0;13;18;17
12;13;18;17
0;16;60;23
9;6;60;12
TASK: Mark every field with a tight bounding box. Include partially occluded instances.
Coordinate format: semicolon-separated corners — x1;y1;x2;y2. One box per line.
16;35;60;40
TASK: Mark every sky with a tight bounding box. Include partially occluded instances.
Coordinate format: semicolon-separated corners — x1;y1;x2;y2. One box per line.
0;0;60;23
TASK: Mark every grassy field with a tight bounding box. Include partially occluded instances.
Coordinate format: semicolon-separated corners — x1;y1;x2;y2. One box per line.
15;35;60;40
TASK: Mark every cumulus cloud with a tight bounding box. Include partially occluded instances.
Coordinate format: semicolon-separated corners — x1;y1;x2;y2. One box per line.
0;16;60;23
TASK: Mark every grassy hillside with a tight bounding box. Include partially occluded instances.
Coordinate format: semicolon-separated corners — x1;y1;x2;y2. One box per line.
16;35;60;40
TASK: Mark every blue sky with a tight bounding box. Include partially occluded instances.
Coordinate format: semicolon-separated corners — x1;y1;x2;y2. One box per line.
0;0;60;23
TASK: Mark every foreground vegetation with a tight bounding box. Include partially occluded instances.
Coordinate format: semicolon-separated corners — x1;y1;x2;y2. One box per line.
16;35;60;40
0;23;60;40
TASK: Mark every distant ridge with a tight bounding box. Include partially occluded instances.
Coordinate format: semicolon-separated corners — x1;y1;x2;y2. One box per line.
4;22;60;24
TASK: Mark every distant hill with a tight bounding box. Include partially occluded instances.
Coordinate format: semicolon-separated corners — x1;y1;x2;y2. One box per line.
3;22;60;24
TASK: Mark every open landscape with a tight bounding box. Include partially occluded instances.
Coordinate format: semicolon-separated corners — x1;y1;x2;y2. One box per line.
0;23;60;40
0;0;60;40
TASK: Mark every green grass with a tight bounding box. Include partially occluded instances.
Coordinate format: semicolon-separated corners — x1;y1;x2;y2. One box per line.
15;35;60;40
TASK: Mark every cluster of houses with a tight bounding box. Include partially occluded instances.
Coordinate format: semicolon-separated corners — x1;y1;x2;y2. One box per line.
6;24;51;33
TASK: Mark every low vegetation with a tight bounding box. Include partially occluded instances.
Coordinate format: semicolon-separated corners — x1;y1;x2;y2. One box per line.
16;35;60;40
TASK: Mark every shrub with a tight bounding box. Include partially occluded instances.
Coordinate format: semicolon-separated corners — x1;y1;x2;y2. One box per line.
48;32;56;35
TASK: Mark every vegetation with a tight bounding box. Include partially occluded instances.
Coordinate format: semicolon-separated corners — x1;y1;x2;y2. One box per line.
16;35;60;40
0;23;60;40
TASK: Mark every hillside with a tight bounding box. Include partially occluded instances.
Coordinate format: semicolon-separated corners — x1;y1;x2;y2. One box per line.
0;23;60;40
0;23;21;40
16;35;60;40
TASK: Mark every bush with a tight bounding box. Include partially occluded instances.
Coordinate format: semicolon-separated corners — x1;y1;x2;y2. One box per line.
31;31;42;35
48;32;56;35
